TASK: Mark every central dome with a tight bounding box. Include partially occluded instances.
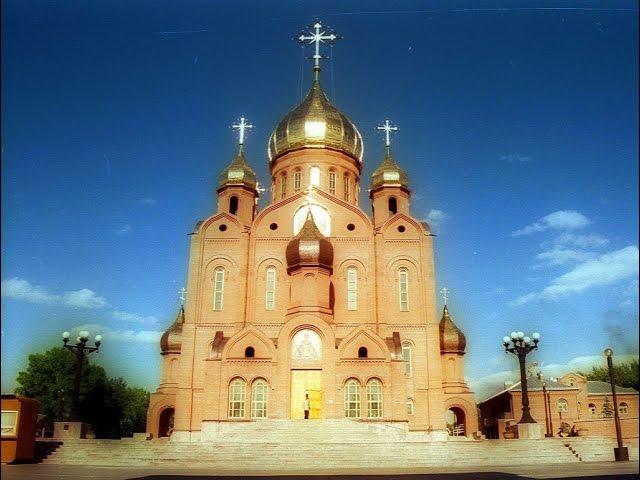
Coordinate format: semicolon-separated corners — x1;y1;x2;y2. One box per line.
268;78;363;163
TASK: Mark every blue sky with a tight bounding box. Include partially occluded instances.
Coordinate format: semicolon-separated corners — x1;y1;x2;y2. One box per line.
2;0;638;399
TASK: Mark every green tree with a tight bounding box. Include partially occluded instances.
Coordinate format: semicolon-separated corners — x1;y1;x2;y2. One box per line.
15;346;149;438
582;358;639;391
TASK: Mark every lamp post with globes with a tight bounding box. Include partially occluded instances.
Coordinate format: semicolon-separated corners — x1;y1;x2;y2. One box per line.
604;348;629;461
62;330;102;422
503;331;540;427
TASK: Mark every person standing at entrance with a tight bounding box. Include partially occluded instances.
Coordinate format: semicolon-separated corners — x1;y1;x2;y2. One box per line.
304;393;310;419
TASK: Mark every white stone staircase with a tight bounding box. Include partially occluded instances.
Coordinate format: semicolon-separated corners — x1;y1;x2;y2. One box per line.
38;420;639;470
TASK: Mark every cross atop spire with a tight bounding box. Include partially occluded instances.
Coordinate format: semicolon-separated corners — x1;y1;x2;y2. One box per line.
298;21;341;76
440;287;450;306
377;119;399;148
179;287;187;307
232;116;253;146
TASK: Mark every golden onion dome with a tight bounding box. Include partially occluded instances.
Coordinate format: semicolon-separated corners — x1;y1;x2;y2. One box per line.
286;210;334;271
268;78;363;163
218;145;257;190
160;306;185;355
370;146;409;191
439;305;467;354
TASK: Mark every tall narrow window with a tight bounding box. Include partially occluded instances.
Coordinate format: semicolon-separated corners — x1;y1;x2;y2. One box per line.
402;342;412;376
229;196;239;215
328;170;336;195
294;169;302;193
344;379;361;418
310;166;320;187
407;398;414;416
388;197;397;215
228;378;246;418
399;268;409;311
280;173;287;199
347;266;357;310
343;173;350;201
265;266;276;311
366;379;383;419
214;268;225;311
251;379;268;419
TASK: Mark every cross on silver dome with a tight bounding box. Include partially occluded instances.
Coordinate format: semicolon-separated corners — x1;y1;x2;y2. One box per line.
377;119;399;148
298;21;341;70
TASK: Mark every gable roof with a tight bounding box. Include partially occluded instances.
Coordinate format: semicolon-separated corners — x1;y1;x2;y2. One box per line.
478;377;578;405
586;381;638;395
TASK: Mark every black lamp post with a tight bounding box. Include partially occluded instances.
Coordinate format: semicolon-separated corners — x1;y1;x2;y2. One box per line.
62;330;102;422
604;348;629;461
536;372;553;437
503;331;540;424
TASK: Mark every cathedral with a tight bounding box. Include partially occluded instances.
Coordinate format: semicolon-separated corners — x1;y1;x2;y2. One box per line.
147;22;477;442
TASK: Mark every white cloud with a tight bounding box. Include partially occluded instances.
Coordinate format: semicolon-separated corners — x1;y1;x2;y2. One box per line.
63;289;108;308
501;153;531;163
512;210;589;237
112;310;158;325
72;323;163;345
116;224;132;235
1;278;59;304
425;209;446;228
511;246;639;304
544;232;609;249
534;247;595;267
140;198;157;206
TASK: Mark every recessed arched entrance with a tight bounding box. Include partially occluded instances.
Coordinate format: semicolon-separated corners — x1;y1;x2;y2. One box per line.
446;407;466;436
158;407;175;438
290;329;323;419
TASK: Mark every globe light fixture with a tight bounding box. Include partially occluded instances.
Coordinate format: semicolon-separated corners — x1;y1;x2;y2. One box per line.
503;331;540;425
61;330;103;422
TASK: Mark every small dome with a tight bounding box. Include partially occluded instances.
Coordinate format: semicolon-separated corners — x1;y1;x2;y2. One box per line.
286;210;334;271
218;146;257;190
268;78;363;163
160;306;185;355
439;305;466;354
370;147;409;191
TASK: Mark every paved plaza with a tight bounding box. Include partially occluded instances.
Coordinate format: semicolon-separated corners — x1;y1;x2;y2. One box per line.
2;462;639;480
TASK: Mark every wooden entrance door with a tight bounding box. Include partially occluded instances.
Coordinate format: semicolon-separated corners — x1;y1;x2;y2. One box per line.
290;370;322;419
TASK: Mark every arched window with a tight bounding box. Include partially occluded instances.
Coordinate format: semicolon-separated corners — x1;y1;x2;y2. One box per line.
228;378;246;418
280;173;287;199
388;197;397;215
265;266;276;311
344;379;360;418
347;266;357;310
229;196;239;215
366;379;383;419
328;170;336;195
343;173;350;201
398;268;409;311
213;268;225;311
588;403;597;417
358;346;368;358
169;358;178;381
407;398;414;416
294;169;302;193
402;342;412;376
557;398;568;413
251;379;268;419
619;402;629;415
244;346;255;358
309;166;321;188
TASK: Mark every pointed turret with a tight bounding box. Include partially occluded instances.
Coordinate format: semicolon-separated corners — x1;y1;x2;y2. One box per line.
370;146;409;191
439;305;467;354
218;144;257;190
160;306;185;355
286;209;334;272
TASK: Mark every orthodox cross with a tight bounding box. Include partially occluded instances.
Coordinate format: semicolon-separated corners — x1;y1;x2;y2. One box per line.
298;21;341;70
232;117;253;145
440;287;450;306
179;287;187;307
255;182;266;194
377;119;398;148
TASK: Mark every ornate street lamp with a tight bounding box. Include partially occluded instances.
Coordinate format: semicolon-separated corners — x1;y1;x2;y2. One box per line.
503;331;540;425
604;348;629;461
62;330;102;422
